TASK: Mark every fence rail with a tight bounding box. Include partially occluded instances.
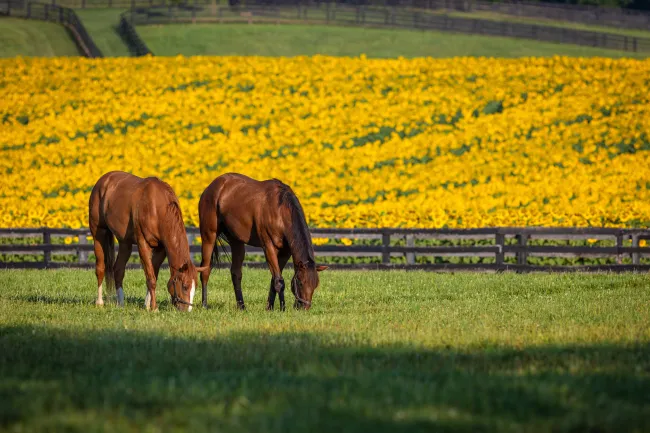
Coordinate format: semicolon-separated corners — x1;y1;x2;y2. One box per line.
0;1;103;57
2;227;649;272
125;4;650;53
22;0;650;32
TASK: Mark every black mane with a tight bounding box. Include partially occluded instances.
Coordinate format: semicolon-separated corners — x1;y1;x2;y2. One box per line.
275;181;315;265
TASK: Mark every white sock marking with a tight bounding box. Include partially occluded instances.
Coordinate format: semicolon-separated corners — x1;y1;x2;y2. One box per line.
96;283;104;306
188;280;196;312
117;287;124;306
145;291;152;310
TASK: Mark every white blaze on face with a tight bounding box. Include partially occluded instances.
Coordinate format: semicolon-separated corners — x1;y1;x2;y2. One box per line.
188;280;196;312
145;291;152;310
117;287;124;306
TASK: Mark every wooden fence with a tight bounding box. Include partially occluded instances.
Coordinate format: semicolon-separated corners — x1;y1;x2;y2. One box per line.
0;1;103;57
1;227;649;272
125;3;650;53
20;0;650;32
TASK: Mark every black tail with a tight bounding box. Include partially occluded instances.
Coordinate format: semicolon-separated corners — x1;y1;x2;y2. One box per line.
101;230;116;293
210;234;231;269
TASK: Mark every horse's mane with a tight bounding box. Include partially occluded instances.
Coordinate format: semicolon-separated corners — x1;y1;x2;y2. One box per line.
275;181;317;279
159;181;185;230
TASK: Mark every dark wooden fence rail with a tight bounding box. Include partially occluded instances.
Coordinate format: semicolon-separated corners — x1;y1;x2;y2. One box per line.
24;0;650;32
126;4;650;53
0;1;103;57
119;12;153;55
1;227;649;272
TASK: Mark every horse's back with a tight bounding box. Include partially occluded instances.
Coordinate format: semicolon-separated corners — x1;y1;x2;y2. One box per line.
90;171;174;241
200;173;289;246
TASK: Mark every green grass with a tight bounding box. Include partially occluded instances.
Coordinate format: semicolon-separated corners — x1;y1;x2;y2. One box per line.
1;268;649;432
136;23;647;58
75;8;132;56
446;10;650;39
0;18;80;57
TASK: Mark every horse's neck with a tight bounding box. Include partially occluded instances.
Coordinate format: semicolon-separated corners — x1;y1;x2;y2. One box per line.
162;229;190;269
285;212;314;265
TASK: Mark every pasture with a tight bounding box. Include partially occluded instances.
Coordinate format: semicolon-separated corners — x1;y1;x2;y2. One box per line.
135;23;648;58
1;268;649;432
0;18;80;57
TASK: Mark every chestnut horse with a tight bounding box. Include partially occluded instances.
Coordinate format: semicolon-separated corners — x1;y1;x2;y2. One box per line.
198;173;327;311
89;171;207;311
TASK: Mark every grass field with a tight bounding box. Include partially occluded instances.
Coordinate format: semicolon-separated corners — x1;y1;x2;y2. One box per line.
1;268;649;432
0;18;80;57
445;10;650;39
75;8;131;57
136;23;647;58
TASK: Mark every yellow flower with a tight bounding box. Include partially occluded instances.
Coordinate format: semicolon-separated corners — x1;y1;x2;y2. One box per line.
0;56;648;229
312;237;329;246
64;237;73;245
341;238;353;246
640;239;647;247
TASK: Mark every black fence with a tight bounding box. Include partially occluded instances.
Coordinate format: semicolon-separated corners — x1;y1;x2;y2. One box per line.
0;1;103;57
125;3;650;53
119;12;153;55
30;0;650;31
1;227;649;272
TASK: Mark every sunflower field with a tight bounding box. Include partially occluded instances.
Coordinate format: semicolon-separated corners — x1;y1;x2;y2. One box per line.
1;55;649;229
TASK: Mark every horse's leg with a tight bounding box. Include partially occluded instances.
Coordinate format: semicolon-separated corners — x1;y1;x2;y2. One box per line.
148;248;167;310
92;228;107;306
264;245;287;311
229;240;246;310
137;242;158;312
266;249;291;311
113;242;133;307
199;227;217;309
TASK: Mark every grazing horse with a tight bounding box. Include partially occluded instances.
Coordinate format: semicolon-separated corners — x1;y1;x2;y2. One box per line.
198;173;327;311
88;171;207;311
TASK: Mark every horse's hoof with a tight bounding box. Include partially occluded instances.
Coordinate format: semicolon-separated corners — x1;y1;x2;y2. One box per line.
95;299;104;307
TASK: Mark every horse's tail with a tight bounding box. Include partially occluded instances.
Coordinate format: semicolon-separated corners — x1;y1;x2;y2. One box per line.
211;233;230;268
101;230;116;294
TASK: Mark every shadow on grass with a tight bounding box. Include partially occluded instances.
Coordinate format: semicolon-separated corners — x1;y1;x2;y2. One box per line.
0;325;648;432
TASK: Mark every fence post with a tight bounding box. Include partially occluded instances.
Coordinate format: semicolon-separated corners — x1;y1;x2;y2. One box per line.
27;2;31;17
382;231;391;265
615;233;623;265
495;232;504;267
624;35;628;51
78;233;88;265
405;234;415;265
633;37;637;52
632;234;640;265
43;229;51;269
516;233;528;266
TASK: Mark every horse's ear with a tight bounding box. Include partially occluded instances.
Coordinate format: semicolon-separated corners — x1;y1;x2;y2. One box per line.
316;265;329;272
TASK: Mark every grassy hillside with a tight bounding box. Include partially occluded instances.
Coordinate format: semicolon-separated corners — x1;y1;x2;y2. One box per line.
136;23;647;58
0;18;80;57
75;8;131;57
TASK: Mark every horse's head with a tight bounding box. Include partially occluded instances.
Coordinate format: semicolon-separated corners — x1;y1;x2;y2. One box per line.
167;261;208;312
291;261;328;310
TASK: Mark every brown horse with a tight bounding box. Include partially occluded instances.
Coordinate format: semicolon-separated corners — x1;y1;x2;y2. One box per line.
89;171;207;311
198;173;327;311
